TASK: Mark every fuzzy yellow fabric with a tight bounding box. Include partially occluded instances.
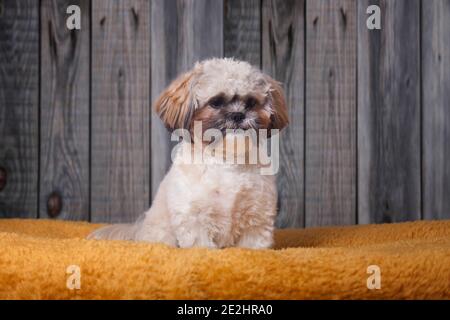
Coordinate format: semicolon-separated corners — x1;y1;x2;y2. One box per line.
0;219;449;299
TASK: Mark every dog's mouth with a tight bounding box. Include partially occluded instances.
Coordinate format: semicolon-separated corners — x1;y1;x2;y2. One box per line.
198;116;261;136
223;118;257;131
220;124;252;135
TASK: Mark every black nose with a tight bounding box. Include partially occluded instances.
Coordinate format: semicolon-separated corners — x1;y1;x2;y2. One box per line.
230;112;245;123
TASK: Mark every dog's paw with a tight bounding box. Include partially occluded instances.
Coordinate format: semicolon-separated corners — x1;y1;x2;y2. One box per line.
237;229;273;249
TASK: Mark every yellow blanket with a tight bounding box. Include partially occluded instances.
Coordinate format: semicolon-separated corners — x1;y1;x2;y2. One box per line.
0;219;448;299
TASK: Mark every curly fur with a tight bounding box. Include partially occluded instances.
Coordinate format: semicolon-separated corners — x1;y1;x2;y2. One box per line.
88;58;288;249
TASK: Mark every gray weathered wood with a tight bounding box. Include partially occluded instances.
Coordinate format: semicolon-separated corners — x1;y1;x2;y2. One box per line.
262;0;304;228
358;0;421;224
422;0;450;220
150;0;223;200
305;0;357;227
0;0;39;218
40;0;90;220
91;0;150;223
1;0;449;226
224;0;261;67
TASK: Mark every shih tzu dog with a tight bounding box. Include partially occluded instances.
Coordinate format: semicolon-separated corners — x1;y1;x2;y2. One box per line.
88;58;288;249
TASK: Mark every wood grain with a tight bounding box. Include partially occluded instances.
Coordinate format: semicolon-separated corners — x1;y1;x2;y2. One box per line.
91;0;150;223
150;0;223;200
40;0;90;220
1;0;449;225
262;0;304;228
0;0;39;218
224;0;261;67
422;0;450;220
358;0;421;223
305;0;357;227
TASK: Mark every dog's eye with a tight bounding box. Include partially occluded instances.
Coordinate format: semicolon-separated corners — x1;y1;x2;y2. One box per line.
245;97;257;109
209;96;225;108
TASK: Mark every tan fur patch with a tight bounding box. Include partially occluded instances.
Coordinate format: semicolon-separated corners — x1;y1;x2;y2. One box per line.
265;76;289;130
154;71;197;130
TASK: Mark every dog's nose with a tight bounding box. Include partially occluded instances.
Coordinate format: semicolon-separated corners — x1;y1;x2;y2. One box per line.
230;112;245;123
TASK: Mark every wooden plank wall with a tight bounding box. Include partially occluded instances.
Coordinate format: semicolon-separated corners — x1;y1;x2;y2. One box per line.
0;0;39;218
422;0;450;220
1;0;450;225
262;0;305;227
305;0;356;227
40;0;90;220
358;0;421;224
91;0;150;223
224;0;260;67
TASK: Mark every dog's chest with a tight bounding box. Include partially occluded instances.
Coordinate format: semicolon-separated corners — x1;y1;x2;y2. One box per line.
169;164;275;246
179;165;262;210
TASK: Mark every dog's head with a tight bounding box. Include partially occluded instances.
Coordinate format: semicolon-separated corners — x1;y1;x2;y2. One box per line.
154;58;288;136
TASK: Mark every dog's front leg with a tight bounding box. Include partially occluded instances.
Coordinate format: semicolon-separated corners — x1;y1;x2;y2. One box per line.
237;227;274;249
174;222;217;248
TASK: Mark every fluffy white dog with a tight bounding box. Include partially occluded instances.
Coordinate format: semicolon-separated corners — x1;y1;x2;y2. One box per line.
88;58;288;249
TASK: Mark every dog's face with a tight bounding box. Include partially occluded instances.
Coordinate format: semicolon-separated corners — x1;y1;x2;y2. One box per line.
154;58;288;136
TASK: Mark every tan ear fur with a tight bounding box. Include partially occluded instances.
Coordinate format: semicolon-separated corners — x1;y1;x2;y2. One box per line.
266;76;289;130
154;71;197;131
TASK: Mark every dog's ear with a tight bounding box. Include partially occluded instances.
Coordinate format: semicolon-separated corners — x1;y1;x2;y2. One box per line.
154;71;198;131
265;75;289;130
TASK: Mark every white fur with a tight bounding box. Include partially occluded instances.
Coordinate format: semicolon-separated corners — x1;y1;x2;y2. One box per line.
87;58;285;249
193;58;271;105
88;142;277;249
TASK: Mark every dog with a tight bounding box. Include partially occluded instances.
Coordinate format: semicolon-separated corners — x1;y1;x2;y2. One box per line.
87;58;288;248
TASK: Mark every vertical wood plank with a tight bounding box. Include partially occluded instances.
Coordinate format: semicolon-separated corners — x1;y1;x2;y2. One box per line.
150;0;176;201
423;0;450;220
262;0;304;228
224;0;261;67
0;0;39;218
40;0;90;220
305;0;357;227
91;0;150;223
150;0;223;200
358;0;421;224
